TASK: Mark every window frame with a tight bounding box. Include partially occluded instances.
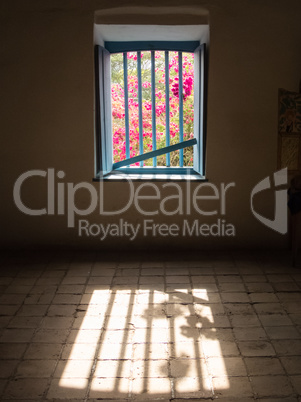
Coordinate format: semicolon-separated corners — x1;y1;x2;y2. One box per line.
94;40;207;180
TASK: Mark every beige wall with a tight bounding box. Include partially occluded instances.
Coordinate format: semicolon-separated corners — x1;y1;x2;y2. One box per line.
1;0;301;250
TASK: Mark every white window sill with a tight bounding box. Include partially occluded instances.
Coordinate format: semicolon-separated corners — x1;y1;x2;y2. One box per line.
94;171;207;182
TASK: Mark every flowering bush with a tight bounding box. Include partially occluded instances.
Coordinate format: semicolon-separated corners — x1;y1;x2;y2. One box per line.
111;51;194;167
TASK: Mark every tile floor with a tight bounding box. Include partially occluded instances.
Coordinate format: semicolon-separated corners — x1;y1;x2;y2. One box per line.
0;250;300;401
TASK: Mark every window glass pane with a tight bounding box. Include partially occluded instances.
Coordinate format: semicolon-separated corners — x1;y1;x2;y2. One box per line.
183;52;194;167
111;50;194;168
111;53;125;164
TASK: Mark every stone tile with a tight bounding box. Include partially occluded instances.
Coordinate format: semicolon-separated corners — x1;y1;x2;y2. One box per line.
212;376;253;397
166;292;193;303
254;303;287;315
190;267;214;274
194;303;225;316
0;328;34;343
24;343;62;359
272;340;301;355
280;357;301;374
192;283;218;292
220;293;250;303
246;283;274;292
131;316;168;330
249;293;279;303
242;275;267;282
265;326;301;339
7;316;42;328
112;277;138;285
4;285;32;294
40;270;65;278
52;294;82;304
141;268;164;276
118;261;140;269
35;277;61;285
224;303;255;315
238;341;276;356
219;283;246;292
239;267;263;276
174;376;212;398
200;328;234;341
102;329;134;344
47;304;78;316
57;285;85;294
191;275;216;283
273;283;300;292
47;378;88;399
167;275;190;284
192;291;221;303
165;268;189;275
0;360;19;378
73;315;105;330
0;277;13;286
290;375;301;394
134;359;169;377
141;261;164;268
40;316;74;329
0;316;12;328
88;277;113;285
283;302;301;314
0;343;27;359
67;329;101;344
3;378;49;399
207;356;247;376
61;343;98;360
15;359;57;378
259;314;293;327
198;314;231;328
0;294;26;305
214;267;238;275
97;343;132;360
250;375;294;397
94;360;132;378
61;276;87;284
217;275;243;283
133;342;169;360
32;328;69;343
139;276;164;285
115;268;140;276
54;359;93;378
230;314;261;327
202;340;239;357
89;377;130;398
244;357;284;375
165;303;193;316
0;379;7;396
171;341;204;359
233;327;267;341
267;275;294;283
16;304;48;317
172;324;200;343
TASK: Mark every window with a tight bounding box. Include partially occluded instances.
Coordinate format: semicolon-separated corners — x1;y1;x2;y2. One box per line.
94;26;207;180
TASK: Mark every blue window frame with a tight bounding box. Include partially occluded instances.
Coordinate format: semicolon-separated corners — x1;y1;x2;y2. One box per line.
94;40;207;179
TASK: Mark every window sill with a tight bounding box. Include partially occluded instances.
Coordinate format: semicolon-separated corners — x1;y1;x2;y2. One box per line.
93;171;207;182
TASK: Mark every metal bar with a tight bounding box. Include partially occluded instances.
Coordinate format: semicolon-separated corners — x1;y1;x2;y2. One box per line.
123;53;130;160
178;52;184;167
151;51;157;167
165;51;170;167
113;138;197;169
137;51;143;167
